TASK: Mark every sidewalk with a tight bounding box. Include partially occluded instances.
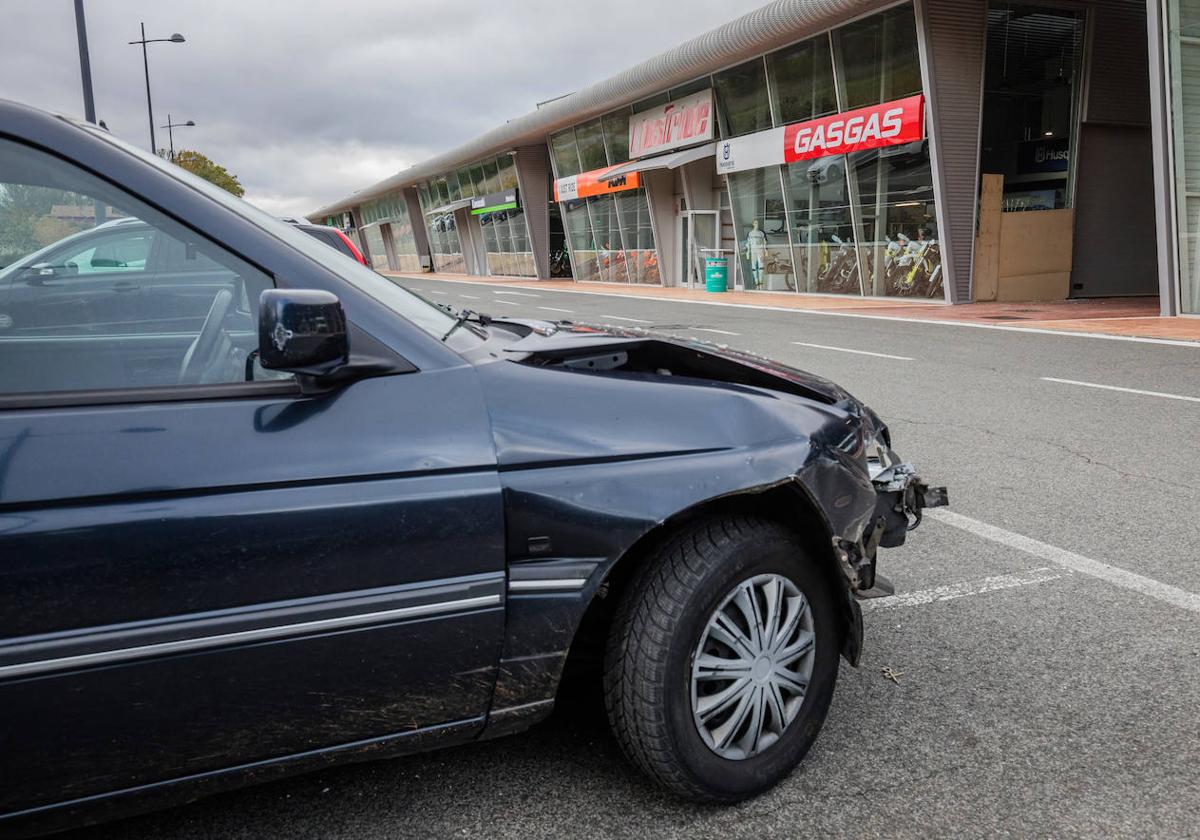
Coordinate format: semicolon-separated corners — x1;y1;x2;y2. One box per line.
385;271;1200;344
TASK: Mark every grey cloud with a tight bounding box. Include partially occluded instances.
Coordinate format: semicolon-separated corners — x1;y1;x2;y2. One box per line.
2;0;764;217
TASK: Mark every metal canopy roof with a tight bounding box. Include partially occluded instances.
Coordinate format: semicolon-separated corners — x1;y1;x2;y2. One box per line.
308;0;886;221
599;142;718;180
426;198;473;214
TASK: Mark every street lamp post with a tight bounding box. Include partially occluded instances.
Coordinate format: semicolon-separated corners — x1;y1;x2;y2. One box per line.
161;115;195;162
128;23;185;154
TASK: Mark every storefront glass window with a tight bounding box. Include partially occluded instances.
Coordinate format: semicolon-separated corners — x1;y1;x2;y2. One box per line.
563;198;598;282
714;58;772;137
767;36;837;123
456;168;475;199
979;4;1084;211
1169;0;1200;312
782;156;859;294
480;158;500;194
362;223;389;271
833;6;922;110
575;119;609;171
497;154;518;191
728;167;793;291
551;130;582;178
603;110;631;166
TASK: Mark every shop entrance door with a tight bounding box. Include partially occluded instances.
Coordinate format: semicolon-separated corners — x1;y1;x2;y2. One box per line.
677;210;720;288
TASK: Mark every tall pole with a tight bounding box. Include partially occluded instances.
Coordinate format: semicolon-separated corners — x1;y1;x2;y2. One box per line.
166;113;174;161
140;22;157;154
73;0;96;123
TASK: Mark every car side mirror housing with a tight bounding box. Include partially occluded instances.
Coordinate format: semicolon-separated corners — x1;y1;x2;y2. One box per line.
258;289;349;377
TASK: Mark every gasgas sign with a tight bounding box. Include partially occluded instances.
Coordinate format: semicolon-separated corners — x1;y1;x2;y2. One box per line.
718;94;925;174
784;94;924;162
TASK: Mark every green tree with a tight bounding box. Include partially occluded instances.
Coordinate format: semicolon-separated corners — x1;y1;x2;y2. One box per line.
172;150;245;197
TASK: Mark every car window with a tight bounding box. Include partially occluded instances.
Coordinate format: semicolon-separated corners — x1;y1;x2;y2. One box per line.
80;124;485;352
0;137;293;395
59;228;155;274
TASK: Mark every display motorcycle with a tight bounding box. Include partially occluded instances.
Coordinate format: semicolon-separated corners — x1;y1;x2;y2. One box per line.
816;234;860;293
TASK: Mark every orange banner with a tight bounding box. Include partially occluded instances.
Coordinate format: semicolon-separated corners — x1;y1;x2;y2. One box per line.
554;166;641;202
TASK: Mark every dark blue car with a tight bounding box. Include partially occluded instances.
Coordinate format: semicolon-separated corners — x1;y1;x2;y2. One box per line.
0;100;944;836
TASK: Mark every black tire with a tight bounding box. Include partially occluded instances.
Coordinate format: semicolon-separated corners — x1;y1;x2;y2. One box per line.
603;515;840;803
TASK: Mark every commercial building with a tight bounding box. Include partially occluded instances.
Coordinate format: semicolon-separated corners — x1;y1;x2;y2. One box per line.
310;0;1199;315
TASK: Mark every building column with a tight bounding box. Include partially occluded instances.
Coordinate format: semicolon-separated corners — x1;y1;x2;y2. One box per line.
643;169;677;287
1148;0;1180;315
915;0;988;303
514;144;553;279
403;187;433;273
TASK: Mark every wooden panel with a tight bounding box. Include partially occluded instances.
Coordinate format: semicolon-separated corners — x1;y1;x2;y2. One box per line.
995;208;1075;301
973;174;1003;301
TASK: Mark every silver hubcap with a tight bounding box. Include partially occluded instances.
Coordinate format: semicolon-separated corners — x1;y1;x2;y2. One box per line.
690;573;815;761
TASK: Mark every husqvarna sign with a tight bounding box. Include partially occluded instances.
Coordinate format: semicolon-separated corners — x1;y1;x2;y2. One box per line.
717;94;925;174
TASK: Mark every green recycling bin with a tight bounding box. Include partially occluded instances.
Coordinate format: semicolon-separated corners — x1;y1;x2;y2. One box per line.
704;255;728;293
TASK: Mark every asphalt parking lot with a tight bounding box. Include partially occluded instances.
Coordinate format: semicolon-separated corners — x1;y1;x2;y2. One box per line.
64;278;1200;839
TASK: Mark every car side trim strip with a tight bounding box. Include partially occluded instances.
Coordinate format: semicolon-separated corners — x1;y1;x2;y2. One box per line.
0;594;501;681
508;578;588;592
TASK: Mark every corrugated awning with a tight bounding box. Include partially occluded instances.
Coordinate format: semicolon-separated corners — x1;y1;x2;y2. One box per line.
426;198;473;214
600;142;718;180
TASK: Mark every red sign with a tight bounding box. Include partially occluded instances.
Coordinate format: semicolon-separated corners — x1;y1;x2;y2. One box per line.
783;94;924;163
629;89;715;158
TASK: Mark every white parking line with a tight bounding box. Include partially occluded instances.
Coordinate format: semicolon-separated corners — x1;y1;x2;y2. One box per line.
861;567;1065;611
458;294;480;300
538;306;573;313
428;290;447;296
493;290;541;298
929;509;1200;615
792;341;913;361
694;327;740;336
1041;377;1200;404
598;315;652;324
491;299;520;306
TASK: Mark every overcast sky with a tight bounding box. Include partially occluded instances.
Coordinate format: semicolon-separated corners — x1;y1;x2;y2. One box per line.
1;0;765;217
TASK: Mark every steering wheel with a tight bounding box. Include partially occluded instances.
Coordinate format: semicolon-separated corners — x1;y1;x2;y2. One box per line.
178;289;234;385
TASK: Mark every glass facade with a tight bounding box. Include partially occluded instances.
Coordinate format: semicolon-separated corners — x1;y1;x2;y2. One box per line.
546;3;938;297
550;115;660;284
417;179;465;273
418;153;535;277
716;4;939;297
1168;0;1200;313
359;194;421;272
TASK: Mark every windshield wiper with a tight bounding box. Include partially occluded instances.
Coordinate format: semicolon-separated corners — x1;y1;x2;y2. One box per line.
441;308;492;342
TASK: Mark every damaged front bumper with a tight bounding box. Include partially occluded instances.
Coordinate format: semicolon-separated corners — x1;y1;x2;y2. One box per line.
835;461;949;593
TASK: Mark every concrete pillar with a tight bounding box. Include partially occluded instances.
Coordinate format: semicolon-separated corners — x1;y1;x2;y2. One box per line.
643;169;677;287
403;187;433;272
514;144;553;279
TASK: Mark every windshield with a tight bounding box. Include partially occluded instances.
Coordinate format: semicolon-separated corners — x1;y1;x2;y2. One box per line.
79;122;484;349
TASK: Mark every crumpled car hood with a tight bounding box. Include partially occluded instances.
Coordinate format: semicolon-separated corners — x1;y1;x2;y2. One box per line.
496;319;856;407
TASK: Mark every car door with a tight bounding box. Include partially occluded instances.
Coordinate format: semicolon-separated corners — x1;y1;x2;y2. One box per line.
0;135;505;818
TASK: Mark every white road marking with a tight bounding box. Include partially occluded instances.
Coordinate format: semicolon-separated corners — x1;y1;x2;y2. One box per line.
929;509;1200;615
694;327;740;336
1041;377;1200;404
493;290;541;298
862;567;1065;611
396;278;1200;348
538;306;573;313
491;299;520;306
458;294;480;300
598;315;652;324
428;290;447;295
792;341;913;361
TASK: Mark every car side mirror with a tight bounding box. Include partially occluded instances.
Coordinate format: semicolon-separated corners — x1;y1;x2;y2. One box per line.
258;288;349;377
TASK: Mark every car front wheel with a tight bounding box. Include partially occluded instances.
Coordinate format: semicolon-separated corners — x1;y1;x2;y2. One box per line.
603;515;840;802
